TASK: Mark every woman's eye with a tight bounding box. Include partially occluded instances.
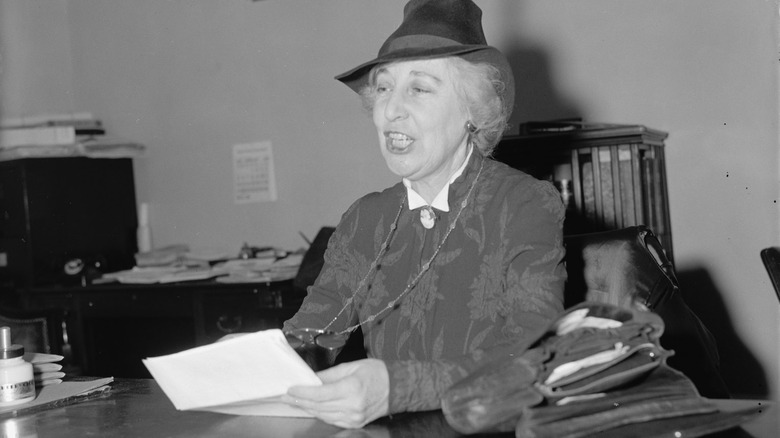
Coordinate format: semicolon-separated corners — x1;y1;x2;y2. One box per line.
411;87;430;95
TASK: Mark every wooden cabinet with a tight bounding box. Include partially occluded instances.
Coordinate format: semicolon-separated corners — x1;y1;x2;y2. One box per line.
493;124;673;261
0;158;138;290
21;280;303;378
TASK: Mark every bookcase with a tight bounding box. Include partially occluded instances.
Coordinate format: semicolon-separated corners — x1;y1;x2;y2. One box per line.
493;124;673;262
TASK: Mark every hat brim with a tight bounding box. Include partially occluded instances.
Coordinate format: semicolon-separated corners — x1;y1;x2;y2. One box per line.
336;45;485;91
335;45;515;114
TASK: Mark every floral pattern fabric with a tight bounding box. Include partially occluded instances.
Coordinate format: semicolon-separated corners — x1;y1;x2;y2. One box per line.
284;152;567;413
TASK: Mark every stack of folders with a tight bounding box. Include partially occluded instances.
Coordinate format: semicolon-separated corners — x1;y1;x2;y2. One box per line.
0;112;144;161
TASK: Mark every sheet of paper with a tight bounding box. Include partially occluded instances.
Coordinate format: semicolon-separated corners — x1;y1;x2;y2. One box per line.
143;329;321;417
31;362;62;373
23;352;65;364
0;377;114;415
31;377;113;405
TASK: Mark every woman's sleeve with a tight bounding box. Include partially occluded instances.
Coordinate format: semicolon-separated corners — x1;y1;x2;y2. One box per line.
385;180;567;414
283;202;363;334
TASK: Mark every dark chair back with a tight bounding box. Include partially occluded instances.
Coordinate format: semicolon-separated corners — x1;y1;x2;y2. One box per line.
293;227;336;293
760;246;780;302
0;307;64;355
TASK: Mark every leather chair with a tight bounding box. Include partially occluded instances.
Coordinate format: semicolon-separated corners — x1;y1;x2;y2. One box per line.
760;246;780;302
0;306;64;355
564;226;729;398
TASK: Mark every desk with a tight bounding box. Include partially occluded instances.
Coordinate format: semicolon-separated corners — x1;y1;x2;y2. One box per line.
19;280;302;378
0;379;773;438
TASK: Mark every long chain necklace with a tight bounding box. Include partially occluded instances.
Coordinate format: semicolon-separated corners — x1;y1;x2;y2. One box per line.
323;157;485;336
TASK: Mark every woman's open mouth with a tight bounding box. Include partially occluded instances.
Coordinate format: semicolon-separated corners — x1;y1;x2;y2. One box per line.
385;132;414;153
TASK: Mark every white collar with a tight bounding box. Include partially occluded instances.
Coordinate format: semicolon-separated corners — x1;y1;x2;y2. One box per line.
403;146;473;212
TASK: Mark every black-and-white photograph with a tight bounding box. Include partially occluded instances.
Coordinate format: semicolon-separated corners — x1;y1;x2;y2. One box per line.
1;1;777;436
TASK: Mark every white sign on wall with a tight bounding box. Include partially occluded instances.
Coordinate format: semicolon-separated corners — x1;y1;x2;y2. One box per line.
233;141;277;204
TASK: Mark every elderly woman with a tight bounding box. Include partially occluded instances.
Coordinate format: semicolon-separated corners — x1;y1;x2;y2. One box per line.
281;0;566;428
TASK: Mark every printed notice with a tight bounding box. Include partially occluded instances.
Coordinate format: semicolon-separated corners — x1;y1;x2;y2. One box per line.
233;141;277;204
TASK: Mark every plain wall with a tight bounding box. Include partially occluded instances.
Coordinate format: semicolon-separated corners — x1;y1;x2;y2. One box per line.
2;0;778;410
0;0;74;114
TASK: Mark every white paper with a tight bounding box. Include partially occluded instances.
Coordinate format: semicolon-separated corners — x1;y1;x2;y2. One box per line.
23;352;65;364
143;329;321;417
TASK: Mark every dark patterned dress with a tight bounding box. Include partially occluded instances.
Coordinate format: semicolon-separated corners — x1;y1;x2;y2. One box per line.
284;151;566;413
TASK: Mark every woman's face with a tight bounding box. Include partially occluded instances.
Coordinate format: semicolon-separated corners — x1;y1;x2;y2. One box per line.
371;58;470;188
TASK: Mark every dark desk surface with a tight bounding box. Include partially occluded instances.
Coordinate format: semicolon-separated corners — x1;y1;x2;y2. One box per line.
0;379;774;438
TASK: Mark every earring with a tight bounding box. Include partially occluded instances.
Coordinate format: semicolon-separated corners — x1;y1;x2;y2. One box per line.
466;121;478;133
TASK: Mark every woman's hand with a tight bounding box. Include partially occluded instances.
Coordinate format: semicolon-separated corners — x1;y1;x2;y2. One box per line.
283;358;390;429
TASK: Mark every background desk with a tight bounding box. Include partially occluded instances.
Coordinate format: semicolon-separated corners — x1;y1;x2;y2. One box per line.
20;279;302;378
0;379;772;438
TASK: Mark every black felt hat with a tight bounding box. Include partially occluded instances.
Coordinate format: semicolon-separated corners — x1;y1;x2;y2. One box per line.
335;0;514;112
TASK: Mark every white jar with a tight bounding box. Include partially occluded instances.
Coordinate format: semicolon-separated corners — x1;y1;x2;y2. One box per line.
0;326;35;406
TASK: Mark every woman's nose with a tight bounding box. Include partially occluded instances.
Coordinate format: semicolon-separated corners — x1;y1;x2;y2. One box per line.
383;89;408;121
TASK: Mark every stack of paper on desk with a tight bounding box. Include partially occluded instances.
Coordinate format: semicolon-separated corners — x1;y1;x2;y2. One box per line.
143;329;321;417
24;352;66;386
